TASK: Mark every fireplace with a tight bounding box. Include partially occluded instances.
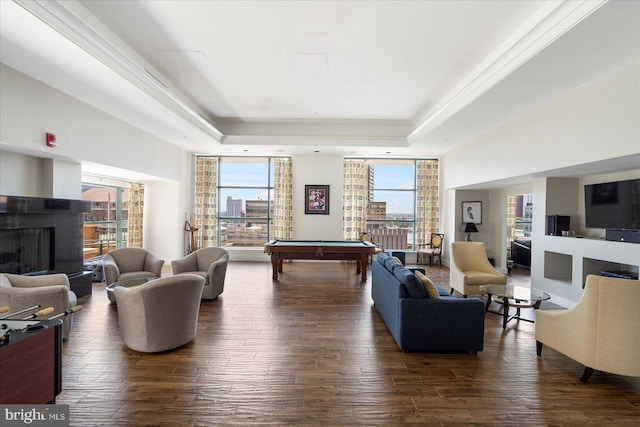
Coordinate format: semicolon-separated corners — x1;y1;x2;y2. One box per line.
0;227;54;274
0;195;92;296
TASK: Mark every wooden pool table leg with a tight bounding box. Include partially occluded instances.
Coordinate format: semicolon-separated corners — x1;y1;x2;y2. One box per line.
359;255;368;282
271;255;280;280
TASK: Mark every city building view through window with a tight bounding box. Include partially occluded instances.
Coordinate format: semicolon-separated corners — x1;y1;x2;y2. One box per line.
364;159;417;251
81;184;129;258
218;157;275;247
512;194;533;238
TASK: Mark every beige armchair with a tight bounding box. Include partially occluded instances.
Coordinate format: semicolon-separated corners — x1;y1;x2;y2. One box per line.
171;247;229;300
113;274;205;353
103;247;164;285
536;274;640;382
449;241;506;296
0;273;77;339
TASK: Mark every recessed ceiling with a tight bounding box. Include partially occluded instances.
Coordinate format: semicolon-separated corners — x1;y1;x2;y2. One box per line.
1;0;638;159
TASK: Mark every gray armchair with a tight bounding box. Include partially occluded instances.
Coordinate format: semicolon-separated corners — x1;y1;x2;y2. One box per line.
113;274;205;353
103;247;164;285
171;247;229;300
0;273;77;339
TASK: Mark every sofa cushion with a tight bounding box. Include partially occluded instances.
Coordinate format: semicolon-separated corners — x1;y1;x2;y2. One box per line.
377;252;389;263
384;256;402;272
393;266;427;299
414;271;440;299
436;285;450;296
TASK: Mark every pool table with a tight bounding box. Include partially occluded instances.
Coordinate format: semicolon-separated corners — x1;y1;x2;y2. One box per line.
264;240;376;282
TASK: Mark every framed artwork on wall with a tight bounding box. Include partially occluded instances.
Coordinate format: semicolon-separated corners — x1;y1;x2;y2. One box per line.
462;201;482;224
305;185;329;214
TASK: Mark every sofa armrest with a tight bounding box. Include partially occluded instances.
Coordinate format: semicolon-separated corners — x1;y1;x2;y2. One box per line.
1;273;70;290
398;297;485;352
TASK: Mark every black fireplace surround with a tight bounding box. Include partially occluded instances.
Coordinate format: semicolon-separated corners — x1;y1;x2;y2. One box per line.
0;195;92;297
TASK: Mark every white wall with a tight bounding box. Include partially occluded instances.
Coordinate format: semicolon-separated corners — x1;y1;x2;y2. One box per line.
442;60;639;191
44;158;82;199
291;153;344;240
0;64;184;181
0;150;46;197
144;180;182;261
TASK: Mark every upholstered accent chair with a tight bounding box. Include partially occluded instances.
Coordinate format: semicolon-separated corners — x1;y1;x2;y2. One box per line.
113;274;205;353
417;233;444;266
449;241;507;297
171;247;229;300
536;274;640;382
0;273;77;339
103;247;164;286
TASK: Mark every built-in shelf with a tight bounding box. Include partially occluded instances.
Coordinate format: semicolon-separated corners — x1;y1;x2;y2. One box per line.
533;175;640;307
543;250;573;283
583;257;639;286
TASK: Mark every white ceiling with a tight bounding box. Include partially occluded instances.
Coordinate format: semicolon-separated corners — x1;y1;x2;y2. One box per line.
1;0;639;162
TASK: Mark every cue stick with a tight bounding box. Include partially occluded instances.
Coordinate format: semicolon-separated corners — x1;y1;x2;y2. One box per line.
49;305;83;320
0;304;41;320
21;307;54;320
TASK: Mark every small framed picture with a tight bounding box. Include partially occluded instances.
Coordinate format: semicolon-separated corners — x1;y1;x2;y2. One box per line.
462;201;482;224
305;185;329;214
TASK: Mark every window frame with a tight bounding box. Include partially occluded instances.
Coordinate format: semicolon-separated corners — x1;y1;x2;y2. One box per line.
216;156;287;247
349;157;436;251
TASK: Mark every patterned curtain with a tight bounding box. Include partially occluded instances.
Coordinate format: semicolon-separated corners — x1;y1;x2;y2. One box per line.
342;159;368;240
127;183;144;248
272;158;293;240
506;195;517;248
194;156;218;249
416;160;439;245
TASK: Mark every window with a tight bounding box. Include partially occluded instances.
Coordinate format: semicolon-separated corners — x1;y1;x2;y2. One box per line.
364;159;418;250
81;184;129;258
217;157;277;247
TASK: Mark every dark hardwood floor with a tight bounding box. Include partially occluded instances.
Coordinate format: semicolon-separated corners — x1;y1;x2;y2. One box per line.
60;261;640;425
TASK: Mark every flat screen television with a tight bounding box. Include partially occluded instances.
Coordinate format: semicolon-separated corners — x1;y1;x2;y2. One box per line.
584;178;640;229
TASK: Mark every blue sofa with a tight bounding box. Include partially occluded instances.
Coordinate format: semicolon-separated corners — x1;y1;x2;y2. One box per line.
371;252;485;353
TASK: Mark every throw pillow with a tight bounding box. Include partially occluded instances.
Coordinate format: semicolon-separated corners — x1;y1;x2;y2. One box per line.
393;266;427;299
392;256;404;266
414;271;440;299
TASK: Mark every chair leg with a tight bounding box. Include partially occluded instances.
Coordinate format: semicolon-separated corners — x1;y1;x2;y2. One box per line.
580;367;594;382
536;341;543;356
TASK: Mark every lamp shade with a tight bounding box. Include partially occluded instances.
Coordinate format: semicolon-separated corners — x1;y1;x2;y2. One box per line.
460;222;478;233
460;222;478;241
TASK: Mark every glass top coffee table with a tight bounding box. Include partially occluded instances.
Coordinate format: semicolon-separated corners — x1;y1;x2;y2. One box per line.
479;284;550;329
106;277;156;304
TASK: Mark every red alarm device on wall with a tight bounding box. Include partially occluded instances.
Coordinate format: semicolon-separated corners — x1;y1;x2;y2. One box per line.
46;132;57;147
